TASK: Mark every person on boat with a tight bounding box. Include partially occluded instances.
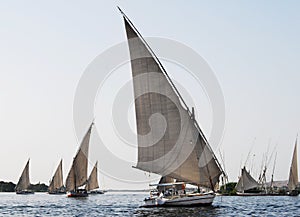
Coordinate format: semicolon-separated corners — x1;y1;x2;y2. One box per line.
181;183;186;194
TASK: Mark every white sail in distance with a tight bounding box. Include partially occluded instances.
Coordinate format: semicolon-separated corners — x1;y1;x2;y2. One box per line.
48;159;64;192
65;123;93;191
120;9;223;189
288;139;298;191
235;167;259;192
86;161;99;191
15;159;31;191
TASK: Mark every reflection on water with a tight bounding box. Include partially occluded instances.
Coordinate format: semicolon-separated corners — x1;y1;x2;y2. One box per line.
134;206;220;217
0;192;299;216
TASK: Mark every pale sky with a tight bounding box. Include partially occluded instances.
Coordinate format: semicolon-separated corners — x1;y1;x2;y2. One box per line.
0;1;300;189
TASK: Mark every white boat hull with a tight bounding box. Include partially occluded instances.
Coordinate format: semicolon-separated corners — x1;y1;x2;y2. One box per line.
143;193;215;207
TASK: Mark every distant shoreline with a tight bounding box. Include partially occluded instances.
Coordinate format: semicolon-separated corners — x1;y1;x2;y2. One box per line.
0;181;48;192
0;181;151;193
105;189;148;192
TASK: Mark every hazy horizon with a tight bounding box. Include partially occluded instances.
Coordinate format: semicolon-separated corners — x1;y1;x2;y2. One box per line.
1;1;300;190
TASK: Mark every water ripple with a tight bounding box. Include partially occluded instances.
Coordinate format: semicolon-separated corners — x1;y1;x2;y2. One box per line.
0;193;299;216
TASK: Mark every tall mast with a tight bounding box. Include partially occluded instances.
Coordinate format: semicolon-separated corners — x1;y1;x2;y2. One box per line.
270;152;277;191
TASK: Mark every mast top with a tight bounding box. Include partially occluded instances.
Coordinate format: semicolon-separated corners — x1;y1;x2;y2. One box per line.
117;6;124;15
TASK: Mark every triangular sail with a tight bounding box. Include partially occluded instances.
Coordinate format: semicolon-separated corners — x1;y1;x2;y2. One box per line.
65;165;75;191
65;123;93;191
121;9;222;189
86;161;99;191
15;159;30;191
288;139;298;191
235;167;259;192
48;159;64;192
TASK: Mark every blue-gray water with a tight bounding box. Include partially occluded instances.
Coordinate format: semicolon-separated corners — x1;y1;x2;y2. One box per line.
0;192;299;216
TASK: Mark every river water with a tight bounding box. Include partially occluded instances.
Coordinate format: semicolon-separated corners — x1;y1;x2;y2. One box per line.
0;192;299;216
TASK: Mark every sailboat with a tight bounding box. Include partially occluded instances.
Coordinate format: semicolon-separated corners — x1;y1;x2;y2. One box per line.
48;159;66;194
86;161;104;194
287;138;299;196
15;159;34;194
235;167;261;196
65;122;93;197
119;7;224;207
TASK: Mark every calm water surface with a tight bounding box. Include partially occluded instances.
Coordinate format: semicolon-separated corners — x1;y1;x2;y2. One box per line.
0;192;299;216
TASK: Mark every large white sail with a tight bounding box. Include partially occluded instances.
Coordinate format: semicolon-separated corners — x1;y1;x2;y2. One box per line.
236;167;259;192
121;12;222;189
48;159;64;192
66;123;93;191
288;139;298;191
15;159;30;191
86;161;99;191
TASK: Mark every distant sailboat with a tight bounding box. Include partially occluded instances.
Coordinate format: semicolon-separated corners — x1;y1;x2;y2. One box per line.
235;167;261;196
287;138;299;196
15;159;34;194
86;161;104;194
119;7;224;207
48;159;66;194
65;122;93;197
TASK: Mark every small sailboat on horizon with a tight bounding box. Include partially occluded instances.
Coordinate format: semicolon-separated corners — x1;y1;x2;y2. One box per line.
15;159;34;194
287;138;299;196
86;161;104;194
48;159;66;194
119;7;224;207
65;122;93;197
235;166;262;196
